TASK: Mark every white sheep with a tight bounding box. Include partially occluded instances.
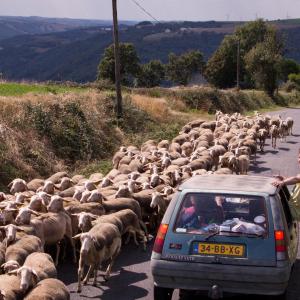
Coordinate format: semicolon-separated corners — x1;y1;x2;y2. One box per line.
74;223;122;292
24;278;70;300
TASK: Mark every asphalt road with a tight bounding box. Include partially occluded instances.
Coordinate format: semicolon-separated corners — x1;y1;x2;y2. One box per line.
57;108;300;300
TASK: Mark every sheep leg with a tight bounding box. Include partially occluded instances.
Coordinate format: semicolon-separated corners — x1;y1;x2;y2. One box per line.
77;259;84;293
139;220;149;241
83;265;94;285
65;222;77;263
104;242;121;281
92;264;99;286
55;241;61;266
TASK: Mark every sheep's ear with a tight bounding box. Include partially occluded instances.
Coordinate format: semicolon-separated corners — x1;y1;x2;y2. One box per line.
8;268;19;275
7;181;13;188
89;214;98;220
16;227;25;232
71;213;79;217
72;233;82;240
28;209;40;216
31;268;40;282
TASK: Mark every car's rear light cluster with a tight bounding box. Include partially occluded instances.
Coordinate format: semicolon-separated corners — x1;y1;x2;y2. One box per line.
275;230;287;260
153;224;168;254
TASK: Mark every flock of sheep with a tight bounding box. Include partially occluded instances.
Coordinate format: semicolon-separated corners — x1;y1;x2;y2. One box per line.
0;110;294;299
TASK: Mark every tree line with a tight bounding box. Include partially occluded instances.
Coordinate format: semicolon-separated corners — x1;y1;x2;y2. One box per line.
97;19;300;96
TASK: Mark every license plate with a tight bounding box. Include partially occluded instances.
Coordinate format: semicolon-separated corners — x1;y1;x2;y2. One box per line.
195;243;245;257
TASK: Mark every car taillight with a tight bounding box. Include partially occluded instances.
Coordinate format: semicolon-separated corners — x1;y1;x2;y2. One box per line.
153;224;168;254
275;230;287;260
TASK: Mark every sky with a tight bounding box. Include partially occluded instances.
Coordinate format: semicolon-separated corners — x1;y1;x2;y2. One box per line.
1;0;300;22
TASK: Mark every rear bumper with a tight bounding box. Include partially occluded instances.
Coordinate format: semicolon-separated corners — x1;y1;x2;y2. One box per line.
151;259;291;296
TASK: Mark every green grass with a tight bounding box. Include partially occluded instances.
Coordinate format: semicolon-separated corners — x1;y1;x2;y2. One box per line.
0;82;86;96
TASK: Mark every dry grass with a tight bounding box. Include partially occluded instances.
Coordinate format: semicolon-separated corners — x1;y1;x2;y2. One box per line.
130;94;170;122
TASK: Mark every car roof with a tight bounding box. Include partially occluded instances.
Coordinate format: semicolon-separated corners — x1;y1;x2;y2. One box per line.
178;174;277;195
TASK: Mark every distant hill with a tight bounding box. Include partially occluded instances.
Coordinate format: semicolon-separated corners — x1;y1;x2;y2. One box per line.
0;16;136;40
0;17;299;83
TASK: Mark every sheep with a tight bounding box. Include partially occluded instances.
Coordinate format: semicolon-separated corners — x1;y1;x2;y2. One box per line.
9;252;57;293
46;172;68;184
286;117;294;135
73;223;122;292
0;274;23;300
0;242;5;267
270;124;280;149
8;179;28;194
94;209;147;250
73;212;98;233
24;278;70;300
27;179;44;192
0;224;36;247
89;173;104;184
30;212;76;266
278;120;289;142
2;235;43;273
37;180;55;194
28;195;47;213
55;177;73;191
257;128;268;152
100;177;114;188
15;207;40;226
237;155;250;175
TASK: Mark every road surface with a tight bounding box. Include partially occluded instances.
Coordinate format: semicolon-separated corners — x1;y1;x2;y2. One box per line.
58;108;300;300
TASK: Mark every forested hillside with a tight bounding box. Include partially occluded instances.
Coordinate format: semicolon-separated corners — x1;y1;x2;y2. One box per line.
0;18;299;82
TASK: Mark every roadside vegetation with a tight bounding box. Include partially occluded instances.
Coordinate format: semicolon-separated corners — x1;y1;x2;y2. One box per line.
0;81;299;191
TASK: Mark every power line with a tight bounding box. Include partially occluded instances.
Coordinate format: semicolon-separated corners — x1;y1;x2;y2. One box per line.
130;0;161;23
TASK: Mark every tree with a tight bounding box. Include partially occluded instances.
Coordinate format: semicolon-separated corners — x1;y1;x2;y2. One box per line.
167;50;205;85
204;35;238;88
135;60;165;88
245;32;283;96
277;58;300;82
205;19;284;91
97;43;140;85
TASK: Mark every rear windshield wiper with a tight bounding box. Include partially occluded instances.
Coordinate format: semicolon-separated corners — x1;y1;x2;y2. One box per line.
219;230;264;238
205;228;220;241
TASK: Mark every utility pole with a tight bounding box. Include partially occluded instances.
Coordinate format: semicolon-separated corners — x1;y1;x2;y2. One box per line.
112;0;122;119
236;39;240;90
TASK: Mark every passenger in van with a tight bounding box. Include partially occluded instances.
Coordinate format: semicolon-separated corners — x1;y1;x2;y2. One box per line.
177;195;224;229
272;150;300;207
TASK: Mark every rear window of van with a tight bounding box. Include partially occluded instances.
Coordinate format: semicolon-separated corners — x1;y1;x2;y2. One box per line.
174;193;268;237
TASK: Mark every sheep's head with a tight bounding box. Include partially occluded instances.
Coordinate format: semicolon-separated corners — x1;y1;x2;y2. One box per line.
76;212;98;232
47;195;64;213
86;190;104;204
84;181;96;191
150;173;160;188
9;266;39;292
100;177;113;188
0;224;25;246
73;188;83;201
8;179;27;194
115;185;130;198
150;192;166;213
73;233;104;253
37;192;51;206
1;260;20;273
42;181;55;194
15;207;39;225
80;190;92;203
0;193;6;202
15;193;26;204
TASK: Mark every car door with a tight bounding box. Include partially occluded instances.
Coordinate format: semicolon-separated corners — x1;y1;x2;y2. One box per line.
278;187;298;262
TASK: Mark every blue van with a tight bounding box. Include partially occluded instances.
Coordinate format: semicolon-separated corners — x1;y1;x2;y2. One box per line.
151;175;299;299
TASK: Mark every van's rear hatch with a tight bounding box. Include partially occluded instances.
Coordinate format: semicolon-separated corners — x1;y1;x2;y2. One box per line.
162;192;276;267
